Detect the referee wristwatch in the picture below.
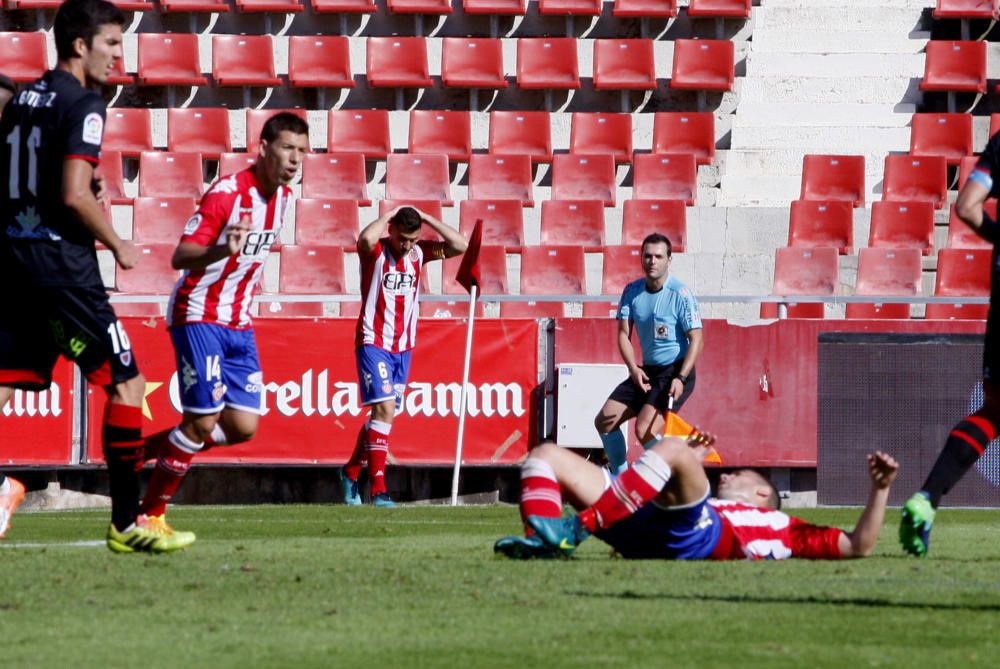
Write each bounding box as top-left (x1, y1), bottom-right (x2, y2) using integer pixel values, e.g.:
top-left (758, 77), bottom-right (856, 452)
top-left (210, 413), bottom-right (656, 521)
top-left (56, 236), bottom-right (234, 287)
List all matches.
top-left (677, 374), bottom-right (689, 385)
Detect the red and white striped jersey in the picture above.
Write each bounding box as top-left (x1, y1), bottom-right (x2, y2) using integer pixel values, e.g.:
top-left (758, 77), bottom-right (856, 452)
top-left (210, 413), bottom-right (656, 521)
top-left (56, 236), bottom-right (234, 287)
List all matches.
top-left (167, 168), bottom-right (291, 330)
top-left (709, 500), bottom-right (844, 561)
top-left (355, 239), bottom-right (439, 352)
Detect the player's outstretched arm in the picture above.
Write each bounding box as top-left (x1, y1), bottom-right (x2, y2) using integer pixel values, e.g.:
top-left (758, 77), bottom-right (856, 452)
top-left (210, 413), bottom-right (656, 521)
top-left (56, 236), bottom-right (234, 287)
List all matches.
top-left (63, 159), bottom-right (138, 269)
top-left (419, 209), bottom-right (468, 258)
top-left (358, 206), bottom-right (401, 254)
top-left (838, 451), bottom-right (900, 558)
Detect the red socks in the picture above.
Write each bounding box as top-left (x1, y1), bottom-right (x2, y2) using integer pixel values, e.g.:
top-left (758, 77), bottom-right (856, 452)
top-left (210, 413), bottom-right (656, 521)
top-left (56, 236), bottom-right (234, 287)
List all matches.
top-left (343, 424), bottom-right (367, 481)
top-left (519, 457), bottom-right (563, 533)
top-left (366, 420), bottom-right (391, 495)
top-left (579, 451), bottom-right (673, 533)
top-left (141, 428), bottom-right (201, 518)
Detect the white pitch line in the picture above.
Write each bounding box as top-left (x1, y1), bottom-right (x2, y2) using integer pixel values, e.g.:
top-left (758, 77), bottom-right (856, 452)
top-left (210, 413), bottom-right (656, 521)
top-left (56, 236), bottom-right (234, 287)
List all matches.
top-left (0, 540), bottom-right (105, 549)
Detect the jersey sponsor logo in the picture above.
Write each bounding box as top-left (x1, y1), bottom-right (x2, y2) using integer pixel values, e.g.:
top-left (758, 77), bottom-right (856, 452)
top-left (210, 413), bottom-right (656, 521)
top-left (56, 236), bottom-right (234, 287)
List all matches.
top-left (240, 230), bottom-right (277, 262)
top-left (381, 271), bottom-right (417, 295)
top-left (82, 113), bottom-right (103, 146)
top-left (183, 214), bottom-right (202, 236)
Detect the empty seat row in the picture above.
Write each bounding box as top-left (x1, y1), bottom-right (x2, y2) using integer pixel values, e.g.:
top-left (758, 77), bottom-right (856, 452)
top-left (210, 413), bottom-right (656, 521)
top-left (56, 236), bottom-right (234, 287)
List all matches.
top-left (765, 246), bottom-right (989, 320)
top-left (800, 154), bottom-right (949, 210)
top-left (105, 108), bottom-right (716, 165)
top-left (99, 150), bottom-right (699, 207)
top-left (788, 200), bottom-right (935, 257)
top-left (0, 33), bottom-right (735, 100)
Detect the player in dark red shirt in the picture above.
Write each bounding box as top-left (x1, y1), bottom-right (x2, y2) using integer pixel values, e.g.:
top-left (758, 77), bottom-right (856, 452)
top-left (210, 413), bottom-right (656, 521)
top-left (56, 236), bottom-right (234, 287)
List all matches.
top-left (496, 432), bottom-right (898, 561)
top-left (0, 0), bottom-right (191, 552)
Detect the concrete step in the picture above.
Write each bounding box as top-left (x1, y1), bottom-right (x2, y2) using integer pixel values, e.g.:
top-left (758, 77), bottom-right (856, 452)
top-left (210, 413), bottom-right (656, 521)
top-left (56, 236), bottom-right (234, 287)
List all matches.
top-left (754, 6), bottom-right (928, 31)
top-left (723, 148), bottom-right (893, 177)
top-left (735, 103), bottom-right (916, 127)
top-left (751, 30), bottom-right (928, 54)
top-left (730, 125), bottom-right (911, 152)
top-left (745, 52), bottom-right (924, 79)
top-left (739, 76), bottom-right (922, 104)
top-left (761, 0), bottom-right (931, 7)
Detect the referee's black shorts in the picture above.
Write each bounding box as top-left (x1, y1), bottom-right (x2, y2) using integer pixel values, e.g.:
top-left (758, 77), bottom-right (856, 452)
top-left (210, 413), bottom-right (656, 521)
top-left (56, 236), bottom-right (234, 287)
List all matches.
top-left (607, 362), bottom-right (695, 415)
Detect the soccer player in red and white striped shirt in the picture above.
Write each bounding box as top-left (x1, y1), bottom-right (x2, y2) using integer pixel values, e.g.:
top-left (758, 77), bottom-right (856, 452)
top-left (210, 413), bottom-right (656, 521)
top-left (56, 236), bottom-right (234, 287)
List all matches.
top-left (340, 206), bottom-right (467, 506)
top-left (496, 433), bottom-right (899, 561)
top-left (139, 113), bottom-right (309, 539)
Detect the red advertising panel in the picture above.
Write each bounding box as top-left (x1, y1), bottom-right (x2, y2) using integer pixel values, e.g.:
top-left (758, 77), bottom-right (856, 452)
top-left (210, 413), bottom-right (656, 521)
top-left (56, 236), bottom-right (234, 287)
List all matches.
top-left (0, 359), bottom-right (75, 465)
top-left (86, 317), bottom-right (538, 465)
top-left (554, 318), bottom-right (986, 467)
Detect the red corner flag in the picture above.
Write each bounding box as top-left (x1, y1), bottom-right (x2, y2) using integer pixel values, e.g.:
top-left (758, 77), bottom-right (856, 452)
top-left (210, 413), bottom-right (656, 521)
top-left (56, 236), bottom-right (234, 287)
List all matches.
top-left (455, 218), bottom-right (483, 297)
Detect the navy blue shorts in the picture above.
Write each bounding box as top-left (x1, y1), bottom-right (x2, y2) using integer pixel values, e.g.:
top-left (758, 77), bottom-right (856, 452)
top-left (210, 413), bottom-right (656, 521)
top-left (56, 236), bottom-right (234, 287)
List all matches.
top-left (596, 490), bottom-right (722, 560)
top-left (170, 323), bottom-right (262, 415)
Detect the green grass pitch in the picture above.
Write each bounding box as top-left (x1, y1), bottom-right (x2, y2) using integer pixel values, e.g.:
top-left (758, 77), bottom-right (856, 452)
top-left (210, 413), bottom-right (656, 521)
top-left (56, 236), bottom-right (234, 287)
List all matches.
top-left (2, 505), bottom-right (1000, 668)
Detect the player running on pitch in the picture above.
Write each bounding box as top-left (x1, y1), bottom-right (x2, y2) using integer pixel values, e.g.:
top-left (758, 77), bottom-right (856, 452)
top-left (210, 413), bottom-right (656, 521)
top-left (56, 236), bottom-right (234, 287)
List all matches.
top-left (495, 431), bottom-right (899, 561)
top-left (137, 113), bottom-right (309, 538)
top-left (899, 122), bottom-right (1000, 557)
top-left (339, 206), bottom-right (467, 506)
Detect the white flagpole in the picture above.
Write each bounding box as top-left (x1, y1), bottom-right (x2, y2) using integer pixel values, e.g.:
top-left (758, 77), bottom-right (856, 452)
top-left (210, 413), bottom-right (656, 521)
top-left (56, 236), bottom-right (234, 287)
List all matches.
top-left (450, 284), bottom-right (478, 506)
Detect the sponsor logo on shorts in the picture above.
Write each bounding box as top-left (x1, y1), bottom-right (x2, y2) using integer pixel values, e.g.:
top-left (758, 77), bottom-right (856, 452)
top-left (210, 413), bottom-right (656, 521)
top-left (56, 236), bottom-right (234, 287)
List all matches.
top-left (181, 357), bottom-right (198, 393)
top-left (82, 112), bottom-right (103, 146)
top-left (244, 371), bottom-right (263, 394)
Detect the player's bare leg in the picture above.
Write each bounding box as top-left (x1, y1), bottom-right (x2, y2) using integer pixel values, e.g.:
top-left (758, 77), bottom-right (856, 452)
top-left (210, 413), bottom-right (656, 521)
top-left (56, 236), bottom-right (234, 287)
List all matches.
top-left (0, 385), bottom-right (26, 539)
top-left (594, 400), bottom-right (634, 474)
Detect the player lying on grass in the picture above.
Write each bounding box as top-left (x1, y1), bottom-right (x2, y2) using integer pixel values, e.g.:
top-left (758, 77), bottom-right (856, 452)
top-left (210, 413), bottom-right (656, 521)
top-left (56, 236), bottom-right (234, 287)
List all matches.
top-left (495, 431), bottom-right (899, 560)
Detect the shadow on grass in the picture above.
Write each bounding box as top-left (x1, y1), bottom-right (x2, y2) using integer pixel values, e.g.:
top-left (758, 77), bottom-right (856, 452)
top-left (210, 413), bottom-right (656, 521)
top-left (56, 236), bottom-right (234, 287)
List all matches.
top-left (567, 590), bottom-right (1000, 611)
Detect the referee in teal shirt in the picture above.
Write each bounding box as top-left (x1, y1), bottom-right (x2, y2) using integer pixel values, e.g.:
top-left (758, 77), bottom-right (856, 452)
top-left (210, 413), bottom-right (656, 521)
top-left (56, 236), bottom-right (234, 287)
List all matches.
top-left (594, 233), bottom-right (704, 474)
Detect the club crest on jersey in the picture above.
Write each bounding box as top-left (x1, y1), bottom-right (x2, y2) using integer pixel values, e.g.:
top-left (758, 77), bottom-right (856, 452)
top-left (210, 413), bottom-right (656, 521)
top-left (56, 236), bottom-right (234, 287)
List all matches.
top-left (381, 271), bottom-right (417, 296)
top-left (82, 112), bottom-right (103, 145)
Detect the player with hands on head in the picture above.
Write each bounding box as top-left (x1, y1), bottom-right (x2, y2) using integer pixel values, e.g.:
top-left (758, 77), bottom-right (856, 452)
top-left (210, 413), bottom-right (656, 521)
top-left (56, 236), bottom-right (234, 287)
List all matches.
top-left (495, 423), bottom-right (900, 561)
top-left (340, 205), bottom-right (467, 507)
top-left (136, 113), bottom-right (309, 541)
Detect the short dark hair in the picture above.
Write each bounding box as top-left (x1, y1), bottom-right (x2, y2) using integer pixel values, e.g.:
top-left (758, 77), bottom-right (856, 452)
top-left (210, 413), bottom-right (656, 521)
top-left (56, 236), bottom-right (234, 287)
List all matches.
top-left (0, 73), bottom-right (15, 95)
top-left (641, 232), bottom-right (672, 256)
top-left (54, 0), bottom-right (125, 62)
top-left (742, 469), bottom-right (781, 510)
top-left (391, 207), bottom-right (422, 234)
top-left (260, 112), bottom-right (310, 145)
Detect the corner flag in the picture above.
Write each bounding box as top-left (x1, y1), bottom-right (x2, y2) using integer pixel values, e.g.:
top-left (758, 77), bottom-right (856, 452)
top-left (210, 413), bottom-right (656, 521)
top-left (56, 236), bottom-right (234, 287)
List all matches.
top-left (455, 219), bottom-right (482, 297)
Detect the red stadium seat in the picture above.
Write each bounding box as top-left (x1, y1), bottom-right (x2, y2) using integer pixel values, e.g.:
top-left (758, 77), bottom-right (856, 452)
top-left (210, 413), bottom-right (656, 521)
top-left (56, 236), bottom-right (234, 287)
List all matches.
top-left (408, 110), bottom-right (472, 162)
top-left (441, 245), bottom-right (509, 295)
top-left (218, 152), bottom-right (258, 178)
top-left (459, 200), bottom-right (525, 249)
top-left (516, 38), bottom-right (580, 90)
top-left (846, 248), bottom-right (922, 320)
top-left (301, 153), bottom-right (370, 204)
top-left (386, 154), bottom-right (453, 205)
top-left (670, 39), bottom-right (735, 92)
top-left (294, 199), bottom-right (360, 247)
top-left (288, 36), bottom-right (354, 90)
top-left (500, 301), bottom-right (565, 318)
top-left (592, 39), bottom-right (657, 92)
top-left (947, 200), bottom-right (995, 249)
top-left (96, 151), bottom-right (131, 205)
top-left (540, 200), bottom-right (605, 247)
top-left (926, 248), bottom-right (991, 319)
top-left (167, 108), bottom-right (232, 159)
top-left (116, 244), bottom-right (181, 294)
top-left (441, 38), bottom-right (508, 91)
top-left (787, 200), bottom-right (853, 255)
top-left (652, 112), bottom-right (715, 165)
top-left (235, 0), bottom-right (303, 10)
top-left (378, 200), bottom-right (446, 240)
top-left (551, 154), bottom-right (617, 206)
top-left (920, 40), bottom-right (987, 94)
top-left (601, 246), bottom-right (642, 294)
top-left (868, 200), bottom-right (935, 256)
top-left (687, 0), bottom-right (750, 18)
top-left (463, 0), bottom-right (526, 14)
top-left (800, 154), bottom-right (865, 207)
top-left (467, 154), bottom-right (534, 206)
top-left (909, 113), bottom-right (973, 166)
top-left (612, 0), bottom-right (677, 17)
top-left (881, 154), bottom-right (948, 209)
top-left (388, 0), bottom-right (453, 13)
top-left (327, 109), bottom-right (391, 160)
top-left (569, 113), bottom-right (633, 164)
top-left (934, 0), bottom-right (999, 19)
top-left (310, 0), bottom-right (376, 12)
top-left (0, 32), bottom-right (48, 82)
top-left (764, 246), bottom-right (839, 319)
top-left (246, 109), bottom-right (309, 154)
top-left (582, 300), bottom-right (620, 317)
top-left (622, 199), bottom-right (687, 252)
top-left (138, 152), bottom-right (204, 199)
top-left (632, 153), bottom-right (697, 205)
top-left (132, 197), bottom-right (198, 244)
top-left (366, 37), bottom-right (434, 88)
top-left (104, 108), bottom-right (153, 158)
top-left (106, 57), bottom-right (134, 86)
top-left (279, 246), bottom-right (347, 294)
top-left (489, 111), bottom-right (553, 163)
top-left (160, 0), bottom-right (229, 11)
top-left (538, 0), bottom-right (601, 14)
top-left (137, 34), bottom-right (208, 87)
top-left (212, 35), bottom-right (282, 88)
top-left (518, 245), bottom-right (586, 294)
